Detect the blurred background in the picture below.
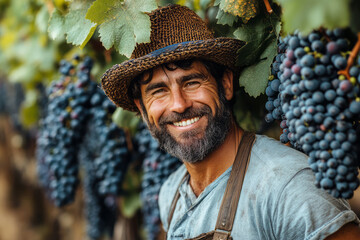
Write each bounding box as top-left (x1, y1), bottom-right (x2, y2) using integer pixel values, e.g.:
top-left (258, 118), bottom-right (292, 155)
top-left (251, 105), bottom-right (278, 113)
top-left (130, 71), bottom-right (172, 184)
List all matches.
top-left (0, 0), bottom-right (359, 240)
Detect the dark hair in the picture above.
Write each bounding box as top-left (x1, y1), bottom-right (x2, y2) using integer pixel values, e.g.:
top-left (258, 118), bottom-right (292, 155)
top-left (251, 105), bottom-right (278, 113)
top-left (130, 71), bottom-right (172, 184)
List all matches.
top-left (129, 59), bottom-right (233, 106)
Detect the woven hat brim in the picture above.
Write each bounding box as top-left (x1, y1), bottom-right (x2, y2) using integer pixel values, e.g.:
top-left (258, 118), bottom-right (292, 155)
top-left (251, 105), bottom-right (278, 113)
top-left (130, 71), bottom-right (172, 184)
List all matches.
top-left (101, 37), bottom-right (246, 112)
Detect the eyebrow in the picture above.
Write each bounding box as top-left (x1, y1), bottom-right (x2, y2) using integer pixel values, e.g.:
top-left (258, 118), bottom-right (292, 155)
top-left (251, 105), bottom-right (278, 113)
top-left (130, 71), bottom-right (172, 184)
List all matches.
top-left (179, 72), bottom-right (208, 84)
top-left (144, 72), bottom-right (207, 94)
top-left (145, 82), bottom-right (168, 94)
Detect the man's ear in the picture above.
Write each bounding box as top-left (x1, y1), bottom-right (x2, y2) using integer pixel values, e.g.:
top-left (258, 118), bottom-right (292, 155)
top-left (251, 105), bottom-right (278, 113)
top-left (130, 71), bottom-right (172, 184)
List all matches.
top-left (222, 69), bottom-right (234, 101)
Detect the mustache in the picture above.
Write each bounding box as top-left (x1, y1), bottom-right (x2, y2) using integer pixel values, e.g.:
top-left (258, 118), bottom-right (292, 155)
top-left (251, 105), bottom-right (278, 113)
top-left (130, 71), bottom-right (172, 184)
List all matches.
top-left (158, 106), bottom-right (211, 125)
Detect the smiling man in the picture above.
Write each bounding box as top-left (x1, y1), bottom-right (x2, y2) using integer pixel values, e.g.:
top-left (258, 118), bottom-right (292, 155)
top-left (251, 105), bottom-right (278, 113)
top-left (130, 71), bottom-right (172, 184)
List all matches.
top-left (101, 4), bottom-right (360, 240)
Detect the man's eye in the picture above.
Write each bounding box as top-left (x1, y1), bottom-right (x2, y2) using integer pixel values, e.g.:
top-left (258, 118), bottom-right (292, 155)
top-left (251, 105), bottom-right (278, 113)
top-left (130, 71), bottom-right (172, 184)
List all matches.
top-left (185, 81), bottom-right (200, 88)
top-left (152, 89), bottom-right (165, 96)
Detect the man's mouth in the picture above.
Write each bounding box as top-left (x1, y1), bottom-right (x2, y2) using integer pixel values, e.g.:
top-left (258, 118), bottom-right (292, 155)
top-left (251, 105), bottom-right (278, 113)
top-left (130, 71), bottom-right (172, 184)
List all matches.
top-left (172, 117), bottom-right (200, 127)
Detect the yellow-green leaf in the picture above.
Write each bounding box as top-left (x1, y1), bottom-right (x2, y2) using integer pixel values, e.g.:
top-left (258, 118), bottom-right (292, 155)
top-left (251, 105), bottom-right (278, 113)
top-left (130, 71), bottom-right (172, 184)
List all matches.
top-left (276, 0), bottom-right (350, 34)
top-left (217, 0), bottom-right (259, 23)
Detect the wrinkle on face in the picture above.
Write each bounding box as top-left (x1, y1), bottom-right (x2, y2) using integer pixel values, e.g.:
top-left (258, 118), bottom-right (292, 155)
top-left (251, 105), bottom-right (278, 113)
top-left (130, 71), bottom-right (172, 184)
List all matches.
top-left (140, 61), bottom-right (222, 129)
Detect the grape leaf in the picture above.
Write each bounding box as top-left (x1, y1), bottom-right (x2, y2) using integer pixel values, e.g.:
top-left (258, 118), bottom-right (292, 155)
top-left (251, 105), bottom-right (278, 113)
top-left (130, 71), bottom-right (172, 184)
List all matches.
top-left (9, 64), bottom-right (36, 83)
top-left (35, 5), bottom-right (50, 33)
top-left (276, 0), bottom-right (350, 34)
top-left (215, 0), bottom-right (258, 23)
top-left (216, 8), bottom-right (238, 26)
top-left (48, 1), bottom-right (97, 48)
top-left (64, 1), bottom-right (97, 48)
top-left (48, 9), bottom-right (66, 40)
top-left (238, 37), bottom-right (277, 97)
top-left (234, 12), bottom-right (280, 66)
top-left (86, 0), bottom-right (157, 57)
top-left (214, 0), bottom-right (237, 26)
top-left (112, 108), bottom-right (141, 136)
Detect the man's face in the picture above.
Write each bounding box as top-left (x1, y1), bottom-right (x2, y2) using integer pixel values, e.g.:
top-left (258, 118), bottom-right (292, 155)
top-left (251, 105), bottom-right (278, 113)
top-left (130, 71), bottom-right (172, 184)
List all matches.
top-left (134, 61), bottom-right (234, 163)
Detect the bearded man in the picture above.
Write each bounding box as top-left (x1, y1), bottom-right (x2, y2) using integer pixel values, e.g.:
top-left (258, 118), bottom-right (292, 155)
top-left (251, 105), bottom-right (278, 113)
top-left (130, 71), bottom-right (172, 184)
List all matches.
top-left (101, 4), bottom-right (360, 240)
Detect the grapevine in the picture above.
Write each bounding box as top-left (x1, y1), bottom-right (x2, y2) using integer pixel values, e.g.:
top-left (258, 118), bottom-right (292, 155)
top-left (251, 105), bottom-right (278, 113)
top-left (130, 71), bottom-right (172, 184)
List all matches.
top-left (265, 29), bottom-right (360, 199)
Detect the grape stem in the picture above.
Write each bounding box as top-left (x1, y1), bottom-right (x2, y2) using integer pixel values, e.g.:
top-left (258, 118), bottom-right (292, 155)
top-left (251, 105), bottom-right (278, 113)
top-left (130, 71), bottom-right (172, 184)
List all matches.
top-left (263, 0), bottom-right (273, 14)
top-left (338, 33), bottom-right (360, 80)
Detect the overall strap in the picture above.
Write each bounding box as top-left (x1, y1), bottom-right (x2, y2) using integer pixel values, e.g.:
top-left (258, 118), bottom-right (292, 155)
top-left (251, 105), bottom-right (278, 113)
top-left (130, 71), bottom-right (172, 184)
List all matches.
top-left (167, 173), bottom-right (187, 226)
top-left (214, 131), bottom-right (255, 236)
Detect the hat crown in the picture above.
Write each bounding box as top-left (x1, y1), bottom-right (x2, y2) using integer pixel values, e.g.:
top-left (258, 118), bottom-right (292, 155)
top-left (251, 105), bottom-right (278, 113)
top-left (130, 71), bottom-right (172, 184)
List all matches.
top-left (131, 5), bottom-right (214, 59)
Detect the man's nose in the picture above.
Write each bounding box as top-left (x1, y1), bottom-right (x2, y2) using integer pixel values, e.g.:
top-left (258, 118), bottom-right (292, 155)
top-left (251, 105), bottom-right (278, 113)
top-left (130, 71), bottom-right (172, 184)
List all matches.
top-left (169, 89), bottom-right (192, 113)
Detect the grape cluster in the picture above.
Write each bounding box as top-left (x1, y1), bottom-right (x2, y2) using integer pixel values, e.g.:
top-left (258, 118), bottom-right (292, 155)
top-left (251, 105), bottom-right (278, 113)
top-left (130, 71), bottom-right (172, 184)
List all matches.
top-left (37, 56), bottom-right (130, 239)
top-left (265, 29), bottom-right (360, 199)
top-left (37, 57), bottom-right (91, 206)
top-left (134, 122), bottom-right (181, 240)
top-left (79, 125), bottom-right (117, 240)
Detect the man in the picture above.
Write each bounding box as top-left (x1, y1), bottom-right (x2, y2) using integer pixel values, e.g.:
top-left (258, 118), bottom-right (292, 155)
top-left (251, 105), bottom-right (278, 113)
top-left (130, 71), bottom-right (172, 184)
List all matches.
top-left (101, 4), bottom-right (360, 240)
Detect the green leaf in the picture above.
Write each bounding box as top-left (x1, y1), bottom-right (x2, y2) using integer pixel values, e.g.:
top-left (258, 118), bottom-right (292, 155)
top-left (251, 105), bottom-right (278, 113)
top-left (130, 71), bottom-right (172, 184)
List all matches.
top-left (214, 0), bottom-right (237, 26)
top-left (9, 64), bottom-right (36, 83)
top-left (48, 1), bottom-right (97, 47)
top-left (120, 193), bottom-right (142, 218)
top-left (276, 0), bottom-right (350, 34)
top-left (20, 89), bottom-right (40, 128)
top-left (48, 9), bottom-right (66, 40)
top-left (238, 37), bottom-right (277, 97)
top-left (215, 8), bottom-right (238, 26)
top-left (233, 13), bottom-right (280, 67)
top-left (112, 108), bottom-right (141, 136)
top-left (200, 0), bottom-right (212, 9)
top-left (35, 5), bottom-right (50, 33)
top-left (86, 0), bottom-right (157, 57)
top-left (64, 1), bottom-right (97, 46)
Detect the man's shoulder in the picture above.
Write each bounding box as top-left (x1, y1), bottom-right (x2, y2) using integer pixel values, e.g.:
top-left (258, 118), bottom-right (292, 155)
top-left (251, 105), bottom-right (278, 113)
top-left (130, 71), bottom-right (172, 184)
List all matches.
top-left (251, 134), bottom-right (309, 171)
top-left (244, 134), bottom-right (312, 201)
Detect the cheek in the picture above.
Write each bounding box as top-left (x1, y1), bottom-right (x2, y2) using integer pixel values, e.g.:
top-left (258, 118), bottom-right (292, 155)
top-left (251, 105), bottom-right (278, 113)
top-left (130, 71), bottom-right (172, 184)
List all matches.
top-left (192, 87), bottom-right (220, 115)
top-left (145, 99), bottom-right (167, 127)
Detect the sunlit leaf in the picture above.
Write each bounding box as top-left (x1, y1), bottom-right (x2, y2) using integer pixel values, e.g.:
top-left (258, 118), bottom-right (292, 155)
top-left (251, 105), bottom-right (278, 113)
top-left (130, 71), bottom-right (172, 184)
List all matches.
top-left (86, 0), bottom-right (157, 57)
top-left (9, 64), bottom-right (36, 83)
top-left (35, 5), bottom-right (50, 33)
top-left (216, 0), bottom-right (258, 23)
top-left (64, 1), bottom-right (97, 46)
top-left (48, 9), bottom-right (66, 40)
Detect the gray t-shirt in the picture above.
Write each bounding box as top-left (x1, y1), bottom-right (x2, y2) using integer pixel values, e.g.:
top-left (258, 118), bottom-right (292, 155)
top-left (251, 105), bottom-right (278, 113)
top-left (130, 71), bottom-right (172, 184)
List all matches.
top-left (159, 134), bottom-right (360, 240)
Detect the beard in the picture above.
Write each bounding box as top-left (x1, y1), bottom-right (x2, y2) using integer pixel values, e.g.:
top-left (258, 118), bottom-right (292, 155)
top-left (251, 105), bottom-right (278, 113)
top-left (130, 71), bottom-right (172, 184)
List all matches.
top-left (141, 98), bottom-right (233, 164)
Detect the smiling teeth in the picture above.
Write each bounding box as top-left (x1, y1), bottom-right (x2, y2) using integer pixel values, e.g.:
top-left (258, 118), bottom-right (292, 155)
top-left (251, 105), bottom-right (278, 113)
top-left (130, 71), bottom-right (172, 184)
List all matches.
top-left (173, 117), bottom-right (200, 127)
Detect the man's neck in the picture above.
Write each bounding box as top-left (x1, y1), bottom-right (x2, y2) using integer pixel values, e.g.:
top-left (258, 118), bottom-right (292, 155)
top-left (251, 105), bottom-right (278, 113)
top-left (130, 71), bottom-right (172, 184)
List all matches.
top-left (183, 123), bottom-right (244, 197)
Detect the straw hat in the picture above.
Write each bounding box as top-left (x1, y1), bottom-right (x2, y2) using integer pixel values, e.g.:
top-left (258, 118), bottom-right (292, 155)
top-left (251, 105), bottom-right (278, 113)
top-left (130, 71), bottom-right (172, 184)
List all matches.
top-left (101, 4), bottom-right (245, 112)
